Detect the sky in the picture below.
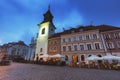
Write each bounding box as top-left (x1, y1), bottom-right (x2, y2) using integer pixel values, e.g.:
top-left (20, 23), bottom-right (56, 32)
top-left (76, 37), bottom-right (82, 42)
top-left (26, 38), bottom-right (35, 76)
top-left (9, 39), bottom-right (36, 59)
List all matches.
top-left (0, 0), bottom-right (120, 45)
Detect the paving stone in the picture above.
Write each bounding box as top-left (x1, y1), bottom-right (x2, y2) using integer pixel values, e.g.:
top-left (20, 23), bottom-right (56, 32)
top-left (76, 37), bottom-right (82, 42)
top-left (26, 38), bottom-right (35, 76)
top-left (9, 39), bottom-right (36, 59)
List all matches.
top-left (0, 63), bottom-right (120, 80)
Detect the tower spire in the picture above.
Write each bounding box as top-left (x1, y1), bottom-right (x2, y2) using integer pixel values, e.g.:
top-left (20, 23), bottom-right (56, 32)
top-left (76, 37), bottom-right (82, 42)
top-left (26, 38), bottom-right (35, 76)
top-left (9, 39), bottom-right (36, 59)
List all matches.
top-left (41, 4), bottom-right (53, 23)
top-left (48, 4), bottom-right (50, 10)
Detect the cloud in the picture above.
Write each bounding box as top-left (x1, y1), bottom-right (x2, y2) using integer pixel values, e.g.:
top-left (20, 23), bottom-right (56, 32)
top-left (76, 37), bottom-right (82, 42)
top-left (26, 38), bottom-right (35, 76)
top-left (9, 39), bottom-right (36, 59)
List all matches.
top-left (0, 0), bottom-right (120, 45)
top-left (54, 10), bottom-right (83, 32)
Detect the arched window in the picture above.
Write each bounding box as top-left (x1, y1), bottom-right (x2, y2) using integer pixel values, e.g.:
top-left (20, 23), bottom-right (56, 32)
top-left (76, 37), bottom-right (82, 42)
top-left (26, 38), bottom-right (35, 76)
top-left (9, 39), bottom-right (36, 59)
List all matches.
top-left (81, 55), bottom-right (85, 61)
top-left (72, 55), bottom-right (78, 62)
top-left (41, 28), bottom-right (45, 34)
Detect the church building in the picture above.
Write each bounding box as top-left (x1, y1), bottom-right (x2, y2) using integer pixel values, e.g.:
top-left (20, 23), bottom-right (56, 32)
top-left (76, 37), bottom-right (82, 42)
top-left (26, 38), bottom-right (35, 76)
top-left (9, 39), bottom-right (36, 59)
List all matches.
top-left (34, 6), bottom-right (56, 60)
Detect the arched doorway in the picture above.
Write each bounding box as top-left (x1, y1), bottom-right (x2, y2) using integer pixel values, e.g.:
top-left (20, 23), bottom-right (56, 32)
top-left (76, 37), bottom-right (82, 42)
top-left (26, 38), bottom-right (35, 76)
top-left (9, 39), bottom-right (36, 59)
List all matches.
top-left (72, 55), bottom-right (78, 62)
top-left (81, 55), bottom-right (85, 61)
top-left (65, 55), bottom-right (68, 61)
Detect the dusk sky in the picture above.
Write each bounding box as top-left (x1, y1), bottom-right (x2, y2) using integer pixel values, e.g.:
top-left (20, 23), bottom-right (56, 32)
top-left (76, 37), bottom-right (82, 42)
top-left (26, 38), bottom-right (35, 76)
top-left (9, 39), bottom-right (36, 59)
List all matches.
top-left (0, 0), bottom-right (120, 45)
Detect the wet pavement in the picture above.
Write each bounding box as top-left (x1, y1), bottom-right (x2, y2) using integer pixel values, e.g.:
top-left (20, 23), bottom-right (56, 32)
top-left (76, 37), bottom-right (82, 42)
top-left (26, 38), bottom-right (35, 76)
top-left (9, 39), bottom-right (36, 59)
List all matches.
top-left (0, 62), bottom-right (120, 80)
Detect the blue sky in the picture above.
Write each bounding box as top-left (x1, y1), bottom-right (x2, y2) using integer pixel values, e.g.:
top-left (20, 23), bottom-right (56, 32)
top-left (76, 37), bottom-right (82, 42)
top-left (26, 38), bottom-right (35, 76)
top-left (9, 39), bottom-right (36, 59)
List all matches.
top-left (0, 0), bottom-right (120, 45)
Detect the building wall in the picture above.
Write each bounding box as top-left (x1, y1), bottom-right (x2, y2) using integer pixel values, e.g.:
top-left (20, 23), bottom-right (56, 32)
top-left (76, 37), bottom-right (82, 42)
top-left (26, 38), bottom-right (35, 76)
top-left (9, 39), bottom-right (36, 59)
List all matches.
top-left (25, 37), bottom-right (36, 61)
top-left (101, 30), bottom-right (120, 56)
top-left (61, 29), bottom-right (105, 62)
top-left (7, 45), bottom-right (28, 59)
top-left (0, 41), bottom-right (29, 60)
top-left (48, 37), bottom-right (61, 55)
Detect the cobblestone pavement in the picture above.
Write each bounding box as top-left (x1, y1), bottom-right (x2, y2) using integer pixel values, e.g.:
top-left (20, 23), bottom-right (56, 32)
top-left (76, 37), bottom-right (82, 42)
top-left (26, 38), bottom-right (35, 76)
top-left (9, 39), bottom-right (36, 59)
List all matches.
top-left (0, 62), bottom-right (120, 80)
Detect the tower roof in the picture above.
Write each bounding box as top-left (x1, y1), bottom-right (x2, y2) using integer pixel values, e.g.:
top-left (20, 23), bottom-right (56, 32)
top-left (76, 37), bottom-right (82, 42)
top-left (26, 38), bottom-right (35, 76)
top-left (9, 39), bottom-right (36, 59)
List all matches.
top-left (42, 5), bottom-right (53, 23)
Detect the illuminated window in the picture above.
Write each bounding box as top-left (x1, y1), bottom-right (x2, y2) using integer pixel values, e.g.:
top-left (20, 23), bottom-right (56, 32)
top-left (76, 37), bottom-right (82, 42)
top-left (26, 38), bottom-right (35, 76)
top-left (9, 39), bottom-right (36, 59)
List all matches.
top-left (41, 28), bottom-right (45, 34)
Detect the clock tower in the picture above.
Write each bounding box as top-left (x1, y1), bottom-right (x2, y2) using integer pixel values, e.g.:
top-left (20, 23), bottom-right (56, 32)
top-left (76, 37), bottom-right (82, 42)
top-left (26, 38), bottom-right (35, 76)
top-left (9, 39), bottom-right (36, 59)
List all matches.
top-left (34, 6), bottom-right (56, 60)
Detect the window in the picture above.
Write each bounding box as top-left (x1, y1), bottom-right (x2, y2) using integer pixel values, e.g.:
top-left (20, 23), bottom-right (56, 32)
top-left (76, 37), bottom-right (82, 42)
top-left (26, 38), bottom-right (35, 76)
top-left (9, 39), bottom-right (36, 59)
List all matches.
top-left (68, 38), bottom-right (71, 42)
top-left (79, 36), bottom-right (83, 41)
top-left (86, 35), bottom-right (90, 40)
top-left (73, 37), bottom-right (76, 41)
top-left (68, 46), bottom-right (71, 51)
top-left (80, 45), bottom-right (84, 50)
top-left (95, 43), bottom-right (100, 49)
top-left (80, 29), bottom-right (84, 32)
top-left (71, 30), bottom-right (75, 33)
top-left (74, 45), bottom-right (78, 51)
top-left (65, 55), bottom-right (68, 61)
top-left (63, 46), bottom-right (66, 51)
top-left (54, 41), bottom-right (57, 44)
top-left (93, 34), bottom-right (97, 39)
top-left (40, 48), bottom-right (42, 52)
top-left (62, 38), bottom-right (65, 43)
top-left (50, 41), bottom-right (53, 45)
top-left (41, 28), bottom-right (45, 34)
top-left (114, 33), bottom-right (119, 39)
top-left (51, 28), bottom-right (54, 31)
top-left (107, 42), bottom-right (114, 49)
top-left (54, 47), bottom-right (56, 51)
top-left (117, 42), bottom-right (120, 48)
top-left (104, 34), bottom-right (110, 39)
top-left (81, 55), bottom-right (85, 61)
top-left (87, 44), bottom-right (92, 50)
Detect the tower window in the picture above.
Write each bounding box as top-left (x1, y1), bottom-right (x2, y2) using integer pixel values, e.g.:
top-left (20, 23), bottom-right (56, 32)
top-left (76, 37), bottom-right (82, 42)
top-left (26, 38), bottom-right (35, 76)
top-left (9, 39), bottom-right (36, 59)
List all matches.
top-left (41, 28), bottom-right (45, 34)
top-left (40, 48), bottom-right (42, 52)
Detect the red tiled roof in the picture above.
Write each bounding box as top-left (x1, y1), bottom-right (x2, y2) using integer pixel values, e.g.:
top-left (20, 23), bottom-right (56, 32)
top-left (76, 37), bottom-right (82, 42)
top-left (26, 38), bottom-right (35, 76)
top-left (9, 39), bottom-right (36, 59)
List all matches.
top-left (49, 24), bottom-right (120, 38)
